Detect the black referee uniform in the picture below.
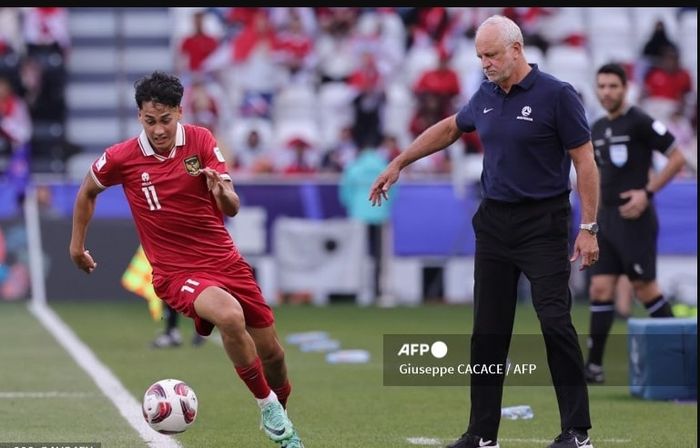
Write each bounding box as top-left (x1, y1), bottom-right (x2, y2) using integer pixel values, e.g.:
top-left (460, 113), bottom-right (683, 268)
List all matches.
top-left (455, 64), bottom-right (591, 440)
top-left (590, 106), bottom-right (676, 281)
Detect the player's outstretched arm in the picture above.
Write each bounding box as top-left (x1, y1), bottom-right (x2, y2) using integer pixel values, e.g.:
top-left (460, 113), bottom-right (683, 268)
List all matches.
top-left (69, 172), bottom-right (103, 274)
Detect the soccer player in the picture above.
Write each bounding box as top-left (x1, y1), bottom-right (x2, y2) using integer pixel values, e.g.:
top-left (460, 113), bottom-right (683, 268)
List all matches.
top-left (584, 63), bottom-right (686, 383)
top-left (69, 71), bottom-right (304, 448)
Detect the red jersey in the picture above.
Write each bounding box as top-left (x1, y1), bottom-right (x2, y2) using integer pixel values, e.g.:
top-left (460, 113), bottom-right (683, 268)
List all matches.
top-left (91, 123), bottom-right (240, 275)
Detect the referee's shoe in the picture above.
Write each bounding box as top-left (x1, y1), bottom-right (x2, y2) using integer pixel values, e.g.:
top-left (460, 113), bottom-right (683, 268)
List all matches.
top-left (445, 433), bottom-right (499, 447)
top-left (547, 428), bottom-right (594, 448)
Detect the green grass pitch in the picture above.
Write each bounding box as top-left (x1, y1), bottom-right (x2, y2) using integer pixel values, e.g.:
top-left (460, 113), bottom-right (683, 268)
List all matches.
top-left (0, 300), bottom-right (696, 447)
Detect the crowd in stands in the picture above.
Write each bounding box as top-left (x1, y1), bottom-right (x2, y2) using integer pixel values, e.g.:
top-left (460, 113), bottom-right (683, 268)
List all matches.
top-left (1, 7), bottom-right (697, 184)
top-left (172, 7), bottom-right (697, 179)
top-left (1, 7), bottom-right (70, 199)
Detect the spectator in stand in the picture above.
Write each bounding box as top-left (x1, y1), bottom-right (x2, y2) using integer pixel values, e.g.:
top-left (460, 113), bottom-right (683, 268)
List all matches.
top-left (177, 10), bottom-right (221, 81)
top-left (640, 21), bottom-right (676, 69)
top-left (21, 7), bottom-right (69, 124)
top-left (413, 47), bottom-right (461, 123)
top-left (640, 44), bottom-right (693, 124)
top-left (232, 123), bottom-right (276, 174)
top-left (320, 125), bottom-right (358, 173)
top-left (270, 9), bottom-right (316, 85)
top-left (280, 136), bottom-right (318, 175)
top-left (315, 7), bottom-right (360, 84)
top-left (402, 7), bottom-right (452, 50)
top-left (377, 134), bottom-right (402, 163)
top-left (0, 8), bottom-right (23, 90)
top-left (181, 77), bottom-right (233, 165)
top-left (407, 50), bottom-right (461, 175)
top-left (665, 109), bottom-right (697, 177)
top-left (21, 7), bottom-right (70, 60)
top-left (229, 9), bottom-right (282, 119)
top-left (348, 50), bottom-right (386, 150)
top-left (339, 144), bottom-right (394, 302)
top-left (0, 76), bottom-right (31, 204)
top-left (182, 78), bottom-right (220, 132)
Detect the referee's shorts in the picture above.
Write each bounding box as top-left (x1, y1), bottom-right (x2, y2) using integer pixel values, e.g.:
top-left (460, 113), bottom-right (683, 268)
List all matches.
top-left (590, 203), bottom-right (658, 281)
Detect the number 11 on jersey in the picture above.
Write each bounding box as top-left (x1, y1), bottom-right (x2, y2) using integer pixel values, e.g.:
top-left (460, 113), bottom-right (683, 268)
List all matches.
top-left (142, 185), bottom-right (162, 210)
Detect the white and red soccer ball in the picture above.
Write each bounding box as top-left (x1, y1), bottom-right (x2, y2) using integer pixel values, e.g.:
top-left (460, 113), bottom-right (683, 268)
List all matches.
top-left (142, 378), bottom-right (198, 434)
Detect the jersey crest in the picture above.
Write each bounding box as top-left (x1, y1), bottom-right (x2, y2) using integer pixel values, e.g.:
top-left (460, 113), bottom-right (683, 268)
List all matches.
top-left (184, 155), bottom-right (202, 175)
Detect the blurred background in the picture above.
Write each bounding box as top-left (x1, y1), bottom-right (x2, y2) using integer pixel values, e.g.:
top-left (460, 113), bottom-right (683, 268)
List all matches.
top-left (0, 6), bottom-right (697, 310)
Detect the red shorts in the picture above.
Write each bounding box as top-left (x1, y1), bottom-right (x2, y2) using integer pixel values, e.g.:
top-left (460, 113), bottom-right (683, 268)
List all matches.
top-left (152, 257), bottom-right (274, 336)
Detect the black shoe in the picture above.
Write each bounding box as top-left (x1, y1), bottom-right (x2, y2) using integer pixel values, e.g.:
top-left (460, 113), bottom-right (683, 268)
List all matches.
top-left (445, 432), bottom-right (499, 448)
top-left (191, 333), bottom-right (206, 347)
top-left (151, 329), bottom-right (182, 349)
top-left (547, 429), bottom-right (593, 448)
top-left (584, 363), bottom-right (604, 384)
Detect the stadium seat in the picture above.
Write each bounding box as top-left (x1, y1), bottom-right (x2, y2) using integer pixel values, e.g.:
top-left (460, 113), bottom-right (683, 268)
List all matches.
top-left (66, 152), bottom-right (99, 181)
top-left (539, 7), bottom-right (586, 44)
top-left (451, 37), bottom-right (486, 98)
top-left (678, 9), bottom-right (698, 87)
top-left (586, 8), bottom-right (637, 67)
top-left (545, 45), bottom-right (592, 89)
top-left (523, 45), bottom-right (546, 72)
top-left (272, 84), bottom-right (318, 123)
top-left (402, 44), bottom-right (439, 88)
top-left (382, 81), bottom-right (414, 147)
top-left (317, 82), bottom-right (355, 146)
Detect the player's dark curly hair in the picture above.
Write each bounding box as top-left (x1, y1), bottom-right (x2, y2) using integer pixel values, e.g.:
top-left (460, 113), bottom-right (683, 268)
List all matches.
top-left (134, 71), bottom-right (184, 109)
top-left (597, 63), bottom-right (627, 86)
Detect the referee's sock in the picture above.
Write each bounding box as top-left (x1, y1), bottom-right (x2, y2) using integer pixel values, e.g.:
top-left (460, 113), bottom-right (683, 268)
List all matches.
top-left (587, 300), bottom-right (616, 366)
top-left (644, 294), bottom-right (674, 317)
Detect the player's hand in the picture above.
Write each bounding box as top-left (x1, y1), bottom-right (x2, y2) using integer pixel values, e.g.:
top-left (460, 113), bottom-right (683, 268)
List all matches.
top-left (70, 248), bottom-right (97, 274)
top-left (618, 189), bottom-right (648, 219)
top-left (369, 163), bottom-right (400, 206)
top-left (570, 232), bottom-right (599, 271)
top-left (199, 167), bottom-right (226, 194)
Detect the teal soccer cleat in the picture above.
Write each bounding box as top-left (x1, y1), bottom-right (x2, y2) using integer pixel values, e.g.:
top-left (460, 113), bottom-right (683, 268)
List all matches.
top-left (260, 399), bottom-right (294, 442)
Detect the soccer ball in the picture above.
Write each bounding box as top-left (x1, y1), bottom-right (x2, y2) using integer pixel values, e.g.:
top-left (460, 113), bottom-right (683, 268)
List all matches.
top-left (142, 378), bottom-right (198, 434)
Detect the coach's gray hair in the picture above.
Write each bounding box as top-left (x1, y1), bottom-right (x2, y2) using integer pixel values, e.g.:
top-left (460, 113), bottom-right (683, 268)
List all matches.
top-left (476, 15), bottom-right (524, 47)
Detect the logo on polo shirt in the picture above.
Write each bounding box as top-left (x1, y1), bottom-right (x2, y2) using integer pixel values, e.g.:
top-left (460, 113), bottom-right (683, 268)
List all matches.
top-left (517, 105), bottom-right (533, 122)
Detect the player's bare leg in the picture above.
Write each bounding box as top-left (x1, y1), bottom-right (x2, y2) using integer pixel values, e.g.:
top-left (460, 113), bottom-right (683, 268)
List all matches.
top-left (249, 325), bottom-right (305, 447)
top-left (248, 326), bottom-right (288, 399)
top-left (194, 287), bottom-right (293, 442)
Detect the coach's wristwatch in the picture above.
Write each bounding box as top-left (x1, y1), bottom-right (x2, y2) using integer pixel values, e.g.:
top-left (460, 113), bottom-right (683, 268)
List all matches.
top-left (579, 222), bottom-right (599, 235)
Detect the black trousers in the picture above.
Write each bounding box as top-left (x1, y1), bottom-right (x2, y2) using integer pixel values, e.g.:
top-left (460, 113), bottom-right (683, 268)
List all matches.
top-left (467, 193), bottom-right (591, 439)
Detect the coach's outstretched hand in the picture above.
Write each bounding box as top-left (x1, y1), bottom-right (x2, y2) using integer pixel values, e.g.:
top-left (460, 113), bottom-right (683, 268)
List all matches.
top-left (369, 162), bottom-right (401, 206)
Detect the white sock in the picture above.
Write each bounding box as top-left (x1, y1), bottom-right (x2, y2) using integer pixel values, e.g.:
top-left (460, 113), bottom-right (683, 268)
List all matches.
top-left (256, 390), bottom-right (278, 408)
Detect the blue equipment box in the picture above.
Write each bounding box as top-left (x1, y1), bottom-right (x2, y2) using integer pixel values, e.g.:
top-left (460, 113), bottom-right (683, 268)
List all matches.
top-left (628, 317), bottom-right (697, 400)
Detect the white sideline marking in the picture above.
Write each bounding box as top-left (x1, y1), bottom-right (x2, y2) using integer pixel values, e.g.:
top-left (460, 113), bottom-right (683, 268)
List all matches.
top-left (29, 303), bottom-right (182, 448)
top-left (0, 391), bottom-right (94, 398)
top-left (407, 437), bottom-right (442, 445)
top-left (407, 437), bottom-right (632, 445)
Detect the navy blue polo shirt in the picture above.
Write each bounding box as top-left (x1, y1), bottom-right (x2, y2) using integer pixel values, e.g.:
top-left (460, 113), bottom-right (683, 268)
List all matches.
top-left (456, 64), bottom-right (590, 202)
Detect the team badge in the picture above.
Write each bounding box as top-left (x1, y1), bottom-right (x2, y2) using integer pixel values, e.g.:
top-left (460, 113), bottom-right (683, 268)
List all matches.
top-left (184, 155), bottom-right (202, 176)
